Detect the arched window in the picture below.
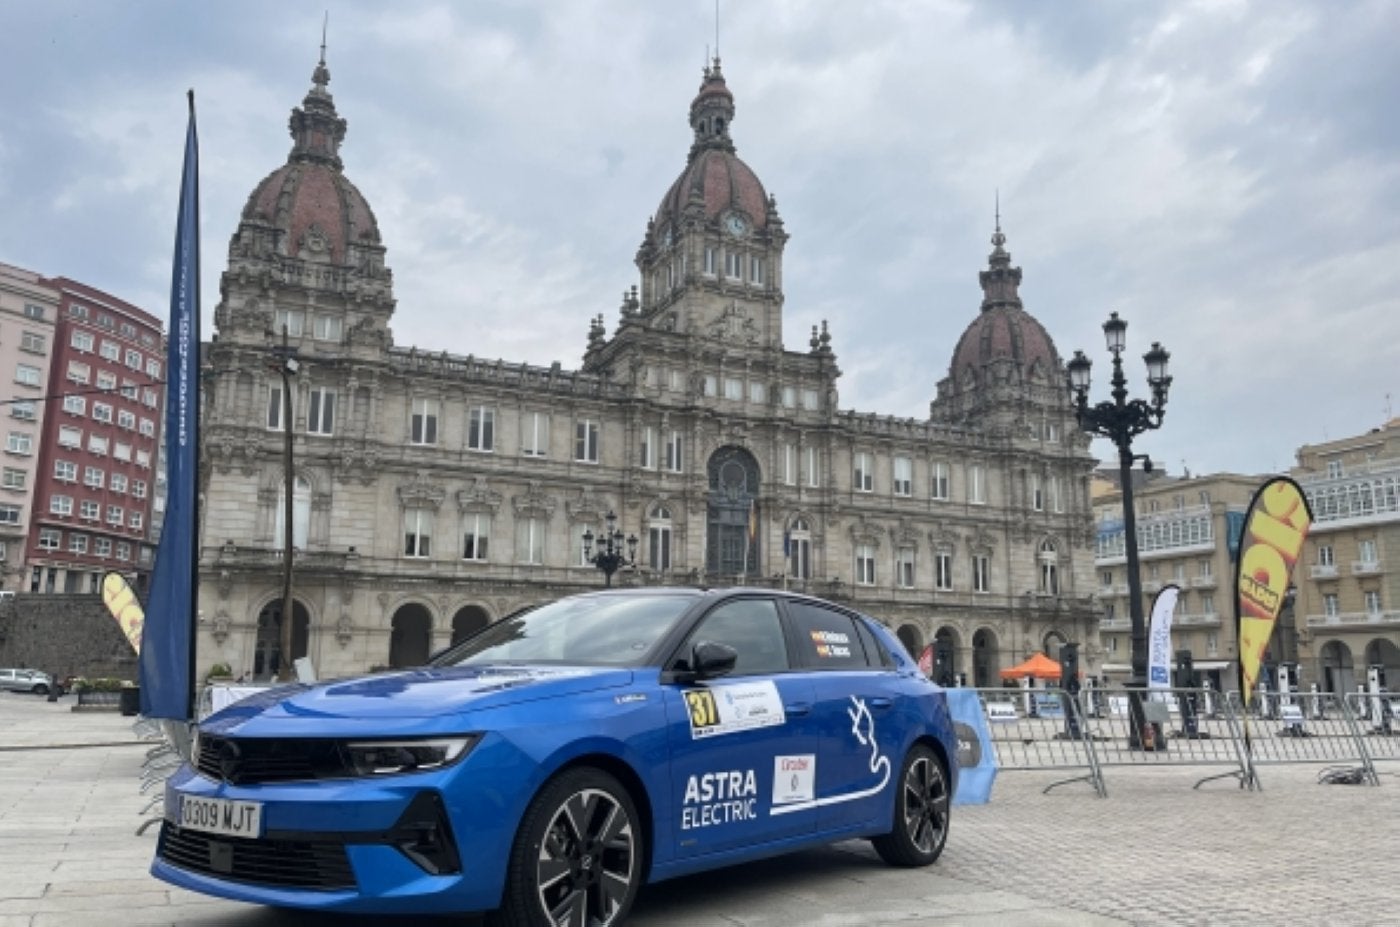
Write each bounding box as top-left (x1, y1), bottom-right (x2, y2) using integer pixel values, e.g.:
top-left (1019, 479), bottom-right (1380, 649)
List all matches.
top-left (274, 476), bottom-right (311, 550)
top-left (706, 446), bottom-right (760, 576)
top-left (648, 503), bottom-right (673, 571)
top-left (1039, 539), bottom-right (1059, 594)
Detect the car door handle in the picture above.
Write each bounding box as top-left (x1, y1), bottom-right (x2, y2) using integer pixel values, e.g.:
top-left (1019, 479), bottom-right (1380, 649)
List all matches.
top-left (785, 701), bottom-right (812, 716)
top-left (868, 697), bottom-right (893, 710)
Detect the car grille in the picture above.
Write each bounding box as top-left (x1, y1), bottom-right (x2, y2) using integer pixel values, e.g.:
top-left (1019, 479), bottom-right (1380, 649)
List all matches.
top-left (195, 735), bottom-right (347, 784)
top-left (158, 824), bottom-right (356, 890)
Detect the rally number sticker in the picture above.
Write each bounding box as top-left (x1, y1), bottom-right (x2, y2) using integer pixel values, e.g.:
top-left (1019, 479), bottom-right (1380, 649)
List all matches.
top-left (683, 681), bottom-right (785, 739)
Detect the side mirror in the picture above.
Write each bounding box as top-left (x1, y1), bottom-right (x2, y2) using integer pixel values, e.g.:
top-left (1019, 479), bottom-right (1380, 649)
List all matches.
top-left (692, 641), bottom-right (738, 680)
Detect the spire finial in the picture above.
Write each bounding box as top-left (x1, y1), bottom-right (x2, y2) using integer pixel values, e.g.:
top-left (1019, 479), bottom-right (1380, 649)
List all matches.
top-left (320, 11), bottom-right (328, 66)
top-left (715, 0), bottom-right (721, 62)
top-left (991, 190), bottom-right (1006, 252)
top-left (995, 189), bottom-right (1001, 234)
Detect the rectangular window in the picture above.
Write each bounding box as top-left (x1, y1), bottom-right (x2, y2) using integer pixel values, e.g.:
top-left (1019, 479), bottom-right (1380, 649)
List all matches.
top-left (749, 381), bottom-right (766, 403)
top-left (135, 449), bottom-right (150, 468)
top-left (113, 441), bottom-right (131, 462)
top-left (63, 395), bottom-right (86, 415)
top-left (2, 467), bottom-right (26, 489)
top-left (129, 511), bottom-right (143, 530)
top-left (115, 542), bottom-right (131, 561)
top-left (0, 504), bottom-right (18, 524)
top-left (117, 410), bottom-right (136, 430)
top-left (1050, 475), bottom-right (1064, 513)
top-left (802, 388), bottom-right (820, 411)
top-left (87, 433), bottom-right (108, 455)
top-left (83, 466), bottom-right (104, 489)
top-left (110, 473), bottom-right (127, 493)
top-left (648, 524), bottom-right (672, 571)
top-left (307, 389), bottom-right (335, 435)
top-left (855, 544), bottom-right (876, 586)
top-left (724, 377), bottom-right (743, 401)
top-left (703, 375), bottom-right (717, 397)
top-left (1365, 590), bottom-right (1381, 615)
top-left (274, 309), bottom-right (304, 337)
top-left (665, 430), bottom-right (684, 472)
top-left (15, 364), bottom-right (41, 387)
top-left (749, 257), bottom-right (765, 284)
top-left (805, 447), bottom-right (820, 488)
top-left (521, 412), bottom-right (550, 458)
top-left (854, 452), bottom-right (874, 492)
top-left (969, 464), bottom-right (987, 504)
top-left (24, 303), bottom-right (46, 320)
top-left (1323, 593), bottom-right (1339, 617)
top-left (95, 537), bottom-right (112, 557)
top-left (703, 246), bottom-right (717, 276)
top-left (1032, 473), bottom-right (1044, 511)
top-left (1201, 594), bottom-right (1215, 615)
top-left (100, 341), bottom-right (120, 361)
top-left (468, 406), bottom-right (495, 451)
top-left (893, 456), bottom-right (913, 497)
top-left (516, 517), bottom-right (545, 565)
top-left (80, 500), bottom-right (99, 521)
top-left (313, 315), bottom-right (343, 341)
top-left (10, 401), bottom-right (36, 422)
top-left (96, 371), bottom-right (116, 390)
top-left (124, 349), bottom-right (142, 370)
top-left (50, 495), bottom-right (73, 516)
top-left (91, 403), bottom-right (113, 423)
top-left (896, 547), bottom-right (915, 588)
top-left (138, 418), bottom-right (154, 437)
top-left (403, 510), bottom-right (432, 558)
top-left (639, 426), bottom-right (655, 469)
top-left (20, 331), bottom-right (46, 354)
top-left (724, 250), bottom-right (742, 278)
top-left (782, 386), bottom-right (797, 408)
top-left (71, 331), bottom-right (94, 353)
top-left (58, 426), bottom-right (81, 448)
top-left (575, 420), bottom-right (599, 463)
top-left (932, 461), bottom-right (950, 500)
top-left (788, 533), bottom-right (811, 580)
top-left (145, 358), bottom-right (161, 379)
top-left (462, 513), bottom-right (490, 562)
top-left (1359, 539), bottom-right (1378, 564)
top-left (107, 505), bottom-right (124, 525)
top-left (411, 399), bottom-right (438, 445)
top-left (67, 361), bottom-right (91, 384)
top-left (38, 529), bottom-right (61, 551)
top-left (935, 552), bottom-right (953, 591)
top-left (7, 432), bottom-right (33, 455)
top-left (782, 444), bottom-right (797, 486)
top-left (132, 480), bottom-right (146, 499)
top-left (266, 384), bottom-right (284, 430)
top-left (143, 388), bottom-right (158, 408)
top-left (120, 322), bottom-right (136, 338)
top-left (1318, 545), bottom-right (1334, 566)
top-left (973, 554), bottom-right (990, 593)
top-left (69, 534), bottom-right (88, 554)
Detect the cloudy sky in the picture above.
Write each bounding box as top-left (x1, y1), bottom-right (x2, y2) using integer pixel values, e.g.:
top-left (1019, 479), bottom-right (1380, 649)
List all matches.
top-left (2, 0), bottom-right (1396, 477)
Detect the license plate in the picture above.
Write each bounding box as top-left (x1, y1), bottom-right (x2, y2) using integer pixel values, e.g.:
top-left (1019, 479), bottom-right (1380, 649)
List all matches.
top-left (179, 796), bottom-right (263, 838)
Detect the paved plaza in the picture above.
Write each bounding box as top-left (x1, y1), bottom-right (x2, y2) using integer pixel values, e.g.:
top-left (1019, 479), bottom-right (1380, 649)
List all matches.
top-left (0, 693), bottom-right (1395, 926)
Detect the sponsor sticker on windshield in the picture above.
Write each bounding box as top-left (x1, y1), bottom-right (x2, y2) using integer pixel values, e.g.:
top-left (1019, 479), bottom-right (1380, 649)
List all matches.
top-left (683, 681), bottom-right (785, 739)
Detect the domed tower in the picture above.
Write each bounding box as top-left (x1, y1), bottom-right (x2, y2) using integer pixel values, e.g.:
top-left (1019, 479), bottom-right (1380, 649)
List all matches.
top-left (628, 57), bottom-right (788, 349)
top-left (213, 51), bottom-right (395, 353)
top-left (931, 223), bottom-right (1068, 433)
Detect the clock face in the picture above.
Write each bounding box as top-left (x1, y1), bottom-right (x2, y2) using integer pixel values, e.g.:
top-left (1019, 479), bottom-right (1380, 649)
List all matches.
top-left (725, 214), bottom-right (748, 236)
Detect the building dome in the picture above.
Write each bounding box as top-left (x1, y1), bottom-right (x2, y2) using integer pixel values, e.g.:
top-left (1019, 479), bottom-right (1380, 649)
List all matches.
top-left (653, 58), bottom-right (770, 234)
top-left (236, 54), bottom-right (383, 268)
top-left (948, 226), bottom-right (1060, 388)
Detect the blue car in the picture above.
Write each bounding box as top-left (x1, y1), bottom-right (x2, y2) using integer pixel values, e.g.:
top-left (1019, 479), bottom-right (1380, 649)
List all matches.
top-left (153, 588), bottom-right (957, 925)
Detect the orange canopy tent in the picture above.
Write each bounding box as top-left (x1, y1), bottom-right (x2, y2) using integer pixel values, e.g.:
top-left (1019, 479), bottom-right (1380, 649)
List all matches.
top-left (999, 652), bottom-right (1064, 681)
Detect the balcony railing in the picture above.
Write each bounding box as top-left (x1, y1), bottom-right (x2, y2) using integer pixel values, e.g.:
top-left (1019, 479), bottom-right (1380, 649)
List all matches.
top-left (1309, 564), bottom-right (1339, 579)
top-left (1305, 611), bottom-right (1400, 628)
top-left (1175, 612), bottom-right (1222, 627)
top-left (1190, 575), bottom-right (1217, 589)
top-left (1352, 561), bottom-right (1382, 576)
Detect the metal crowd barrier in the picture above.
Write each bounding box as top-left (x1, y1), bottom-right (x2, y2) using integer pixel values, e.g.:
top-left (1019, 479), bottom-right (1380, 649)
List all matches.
top-left (1344, 691), bottom-right (1400, 771)
top-left (1225, 691), bottom-right (1378, 786)
top-left (969, 687), bottom-right (1104, 796)
top-left (132, 717), bottom-right (192, 836)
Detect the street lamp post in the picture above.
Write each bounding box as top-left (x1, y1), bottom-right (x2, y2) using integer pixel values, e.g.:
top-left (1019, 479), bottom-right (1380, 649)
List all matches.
top-left (582, 511), bottom-right (638, 587)
top-left (271, 328), bottom-right (300, 682)
top-left (1067, 312), bottom-right (1172, 748)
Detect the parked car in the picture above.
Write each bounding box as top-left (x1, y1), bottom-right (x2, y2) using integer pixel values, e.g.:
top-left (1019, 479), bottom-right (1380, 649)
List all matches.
top-left (153, 587), bottom-right (958, 925)
top-left (0, 668), bottom-right (56, 695)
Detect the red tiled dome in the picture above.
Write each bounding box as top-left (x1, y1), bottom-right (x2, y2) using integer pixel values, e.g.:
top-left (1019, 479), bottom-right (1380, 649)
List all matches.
top-left (241, 162), bottom-right (380, 266)
top-left (948, 228), bottom-right (1061, 387)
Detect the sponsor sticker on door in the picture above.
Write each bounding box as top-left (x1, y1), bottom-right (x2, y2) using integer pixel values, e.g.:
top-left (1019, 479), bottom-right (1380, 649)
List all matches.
top-left (683, 681), bottom-right (786, 739)
top-left (772, 754), bottom-right (815, 805)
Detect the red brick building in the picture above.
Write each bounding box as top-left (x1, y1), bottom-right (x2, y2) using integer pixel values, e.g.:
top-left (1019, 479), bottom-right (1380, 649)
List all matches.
top-left (27, 278), bottom-right (164, 593)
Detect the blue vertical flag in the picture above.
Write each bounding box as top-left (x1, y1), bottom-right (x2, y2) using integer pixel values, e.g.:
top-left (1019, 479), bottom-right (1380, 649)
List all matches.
top-left (139, 92), bottom-right (201, 720)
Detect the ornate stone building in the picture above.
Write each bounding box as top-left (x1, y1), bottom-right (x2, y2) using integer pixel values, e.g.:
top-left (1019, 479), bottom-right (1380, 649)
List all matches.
top-left (198, 55), bottom-right (1102, 683)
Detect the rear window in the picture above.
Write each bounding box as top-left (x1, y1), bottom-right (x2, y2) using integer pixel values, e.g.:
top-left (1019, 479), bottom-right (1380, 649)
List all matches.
top-left (786, 601), bottom-right (872, 670)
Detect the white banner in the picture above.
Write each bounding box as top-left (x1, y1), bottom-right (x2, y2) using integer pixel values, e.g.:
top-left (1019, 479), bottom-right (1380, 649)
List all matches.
top-left (1147, 585), bottom-right (1181, 690)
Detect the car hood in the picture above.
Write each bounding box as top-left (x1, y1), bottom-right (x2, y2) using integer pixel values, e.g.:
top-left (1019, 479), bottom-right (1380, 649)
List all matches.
top-left (202, 665), bottom-right (636, 734)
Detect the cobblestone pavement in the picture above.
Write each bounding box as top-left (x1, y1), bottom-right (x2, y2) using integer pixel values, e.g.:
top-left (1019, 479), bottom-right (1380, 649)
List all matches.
top-left (1, 694), bottom-right (1396, 926)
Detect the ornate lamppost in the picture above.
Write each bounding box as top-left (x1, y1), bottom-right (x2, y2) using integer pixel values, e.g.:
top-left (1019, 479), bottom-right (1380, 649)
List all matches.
top-left (1066, 312), bottom-right (1171, 746)
top-left (270, 329), bottom-right (300, 682)
top-left (582, 511), bottom-right (638, 587)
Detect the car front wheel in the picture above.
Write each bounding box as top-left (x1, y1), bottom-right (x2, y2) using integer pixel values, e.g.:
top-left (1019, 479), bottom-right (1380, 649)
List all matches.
top-left (491, 767), bottom-right (643, 927)
top-left (870, 743), bottom-right (949, 867)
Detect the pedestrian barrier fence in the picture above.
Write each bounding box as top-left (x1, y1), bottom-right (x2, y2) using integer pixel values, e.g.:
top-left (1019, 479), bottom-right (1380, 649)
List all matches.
top-left (966, 685), bottom-right (1388, 797)
top-left (132, 717), bottom-right (192, 836)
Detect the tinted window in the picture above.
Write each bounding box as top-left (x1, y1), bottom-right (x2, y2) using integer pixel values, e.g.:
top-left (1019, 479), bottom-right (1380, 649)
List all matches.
top-left (853, 617), bottom-right (893, 668)
top-left (786, 601), bottom-right (871, 670)
top-left (682, 598), bottom-right (788, 676)
top-left (439, 593), bottom-right (698, 666)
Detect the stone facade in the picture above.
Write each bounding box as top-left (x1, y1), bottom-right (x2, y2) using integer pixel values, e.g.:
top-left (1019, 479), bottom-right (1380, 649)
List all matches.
top-left (196, 55), bottom-right (1101, 683)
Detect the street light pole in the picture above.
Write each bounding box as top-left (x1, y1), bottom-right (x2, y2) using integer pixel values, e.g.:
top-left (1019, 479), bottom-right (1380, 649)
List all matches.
top-left (1067, 312), bottom-right (1171, 747)
top-left (582, 510), bottom-right (638, 587)
top-left (272, 327), bottom-right (300, 682)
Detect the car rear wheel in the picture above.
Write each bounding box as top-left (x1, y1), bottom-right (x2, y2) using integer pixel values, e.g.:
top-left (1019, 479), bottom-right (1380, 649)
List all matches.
top-left (31, 683), bottom-right (48, 696)
top-left (490, 767), bottom-right (642, 927)
top-left (870, 743), bottom-right (949, 867)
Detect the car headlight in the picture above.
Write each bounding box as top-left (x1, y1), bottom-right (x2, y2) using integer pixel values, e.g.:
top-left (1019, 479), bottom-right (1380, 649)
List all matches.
top-left (344, 736), bottom-right (478, 777)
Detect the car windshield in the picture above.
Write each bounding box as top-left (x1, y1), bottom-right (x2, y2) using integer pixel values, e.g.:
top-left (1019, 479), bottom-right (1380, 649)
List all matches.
top-left (435, 592), bottom-right (699, 667)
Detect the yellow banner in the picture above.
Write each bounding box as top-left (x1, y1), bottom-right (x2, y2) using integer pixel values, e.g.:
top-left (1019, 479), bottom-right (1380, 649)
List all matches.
top-left (102, 572), bottom-right (145, 656)
top-left (1237, 479), bottom-right (1312, 707)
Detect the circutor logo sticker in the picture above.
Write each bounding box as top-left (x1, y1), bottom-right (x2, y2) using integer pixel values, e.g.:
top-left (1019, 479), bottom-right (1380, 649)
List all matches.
top-left (772, 754), bottom-right (815, 805)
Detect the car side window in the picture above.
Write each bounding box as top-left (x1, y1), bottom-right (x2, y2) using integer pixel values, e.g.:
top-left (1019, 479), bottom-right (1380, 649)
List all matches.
top-left (853, 618), bottom-right (893, 668)
top-left (786, 601), bottom-right (871, 670)
top-left (682, 598), bottom-right (789, 676)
